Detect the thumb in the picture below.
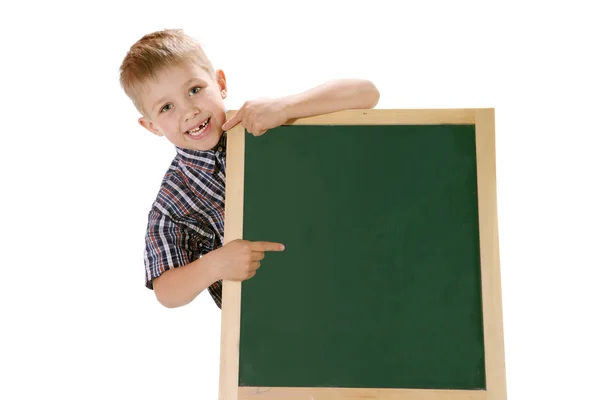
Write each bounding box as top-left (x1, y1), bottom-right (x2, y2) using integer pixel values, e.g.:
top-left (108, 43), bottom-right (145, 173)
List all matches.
top-left (222, 112), bottom-right (241, 131)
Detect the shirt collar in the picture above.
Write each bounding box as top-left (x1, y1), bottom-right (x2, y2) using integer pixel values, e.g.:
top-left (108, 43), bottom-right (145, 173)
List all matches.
top-left (175, 131), bottom-right (227, 173)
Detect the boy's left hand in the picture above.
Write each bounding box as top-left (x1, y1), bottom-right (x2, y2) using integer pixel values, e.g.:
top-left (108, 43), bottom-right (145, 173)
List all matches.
top-left (222, 98), bottom-right (288, 136)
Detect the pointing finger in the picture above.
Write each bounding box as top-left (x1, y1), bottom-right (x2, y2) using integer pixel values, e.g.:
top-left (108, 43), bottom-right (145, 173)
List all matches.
top-left (222, 112), bottom-right (242, 131)
top-left (250, 241), bottom-right (285, 252)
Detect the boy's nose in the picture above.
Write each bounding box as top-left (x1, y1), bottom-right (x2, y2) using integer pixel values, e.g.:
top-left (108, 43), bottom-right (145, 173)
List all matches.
top-left (183, 102), bottom-right (201, 121)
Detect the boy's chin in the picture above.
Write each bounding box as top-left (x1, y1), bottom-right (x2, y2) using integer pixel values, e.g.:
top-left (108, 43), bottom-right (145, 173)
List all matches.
top-left (183, 129), bottom-right (223, 151)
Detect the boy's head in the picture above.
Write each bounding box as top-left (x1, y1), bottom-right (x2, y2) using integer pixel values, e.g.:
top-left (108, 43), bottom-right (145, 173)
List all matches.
top-left (120, 29), bottom-right (227, 151)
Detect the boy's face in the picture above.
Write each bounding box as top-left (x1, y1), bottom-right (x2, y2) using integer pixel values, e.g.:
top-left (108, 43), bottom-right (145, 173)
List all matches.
top-left (137, 62), bottom-right (227, 151)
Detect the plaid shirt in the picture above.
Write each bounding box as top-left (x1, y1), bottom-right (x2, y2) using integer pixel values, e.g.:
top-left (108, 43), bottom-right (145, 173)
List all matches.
top-left (143, 132), bottom-right (228, 308)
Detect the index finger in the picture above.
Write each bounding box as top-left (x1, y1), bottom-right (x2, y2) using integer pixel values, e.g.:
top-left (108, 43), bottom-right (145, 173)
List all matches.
top-left (250, 241), bottom-right (285, 252)
top-left (222, 112), bottom-right (242, 131)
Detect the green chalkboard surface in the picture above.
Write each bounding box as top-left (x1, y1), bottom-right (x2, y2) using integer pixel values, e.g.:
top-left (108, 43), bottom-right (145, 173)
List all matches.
top-left (238, 124), bottom-right (486, 390)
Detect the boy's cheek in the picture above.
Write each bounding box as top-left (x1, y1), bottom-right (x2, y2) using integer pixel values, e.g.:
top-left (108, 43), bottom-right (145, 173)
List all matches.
top-left (216, 111), bottom-right (228, 130)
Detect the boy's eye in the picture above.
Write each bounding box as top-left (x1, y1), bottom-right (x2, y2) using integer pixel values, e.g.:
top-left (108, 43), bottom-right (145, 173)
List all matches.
top-left (189, 86), bottom-right (201, 96)
top-left (160, 104), bottom-right (173, 113)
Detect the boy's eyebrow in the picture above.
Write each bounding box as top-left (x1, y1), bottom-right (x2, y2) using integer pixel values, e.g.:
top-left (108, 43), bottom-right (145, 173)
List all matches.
top-left (151, 77), bottom-right (205, 112)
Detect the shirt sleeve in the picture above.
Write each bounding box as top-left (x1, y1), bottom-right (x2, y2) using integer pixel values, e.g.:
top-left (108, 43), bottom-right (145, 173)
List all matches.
top-left (143, 208), bottom-right (202, 290)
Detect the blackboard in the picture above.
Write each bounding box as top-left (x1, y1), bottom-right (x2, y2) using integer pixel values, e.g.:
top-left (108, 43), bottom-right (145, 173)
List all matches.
top-left (219, 109), bottom-right (506, 400)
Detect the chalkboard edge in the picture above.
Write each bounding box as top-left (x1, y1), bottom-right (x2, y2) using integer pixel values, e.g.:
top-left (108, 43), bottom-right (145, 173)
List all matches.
top-left (219, 118), bottom-right (246, 400)
top-left (227, 108), bottom-right (488, 126)
top-left (475, 108), bottom-right (508, 400)
top-left (238, 386), bottom-right (489, 399)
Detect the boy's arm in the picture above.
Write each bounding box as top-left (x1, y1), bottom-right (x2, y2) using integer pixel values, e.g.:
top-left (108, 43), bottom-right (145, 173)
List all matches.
top-left (281, 78), bottom-right (380, 120)
top-left (152, 239), bottom-right (284, 308)
top-left (152, 256), bottom-right (220, 308)
top-left (222, 79), bottom-right (379, 134)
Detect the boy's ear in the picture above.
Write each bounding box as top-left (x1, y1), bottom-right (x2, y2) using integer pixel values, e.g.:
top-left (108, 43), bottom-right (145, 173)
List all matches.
top-left (138, 117), bottom-right (163, 137)
top-left (216, 69), bottom-right (227, 99)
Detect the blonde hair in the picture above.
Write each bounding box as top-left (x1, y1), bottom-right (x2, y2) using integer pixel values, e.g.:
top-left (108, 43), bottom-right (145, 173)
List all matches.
top-left (119, 28), bottom-right (215, 115)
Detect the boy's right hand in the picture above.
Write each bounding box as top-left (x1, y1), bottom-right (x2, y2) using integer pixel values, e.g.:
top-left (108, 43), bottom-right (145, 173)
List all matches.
top-left (207, 239), bottom-right (285, 281)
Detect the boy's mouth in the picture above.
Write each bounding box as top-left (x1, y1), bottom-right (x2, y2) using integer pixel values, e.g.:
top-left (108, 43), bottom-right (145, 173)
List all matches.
top-left (185, 117), bottom-right (211, 139)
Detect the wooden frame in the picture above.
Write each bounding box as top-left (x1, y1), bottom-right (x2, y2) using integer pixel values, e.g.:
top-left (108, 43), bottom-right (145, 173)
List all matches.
top-left (218, 109), bottom-right (506, 400)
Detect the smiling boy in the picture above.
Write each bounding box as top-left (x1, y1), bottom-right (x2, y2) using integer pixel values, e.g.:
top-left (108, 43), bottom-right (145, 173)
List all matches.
top-left (119, 29), bottom-right (379, 309)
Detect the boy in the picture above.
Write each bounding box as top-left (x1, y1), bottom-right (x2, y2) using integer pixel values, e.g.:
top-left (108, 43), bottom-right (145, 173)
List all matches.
top-left (119, 29), bottom-right (379, 309)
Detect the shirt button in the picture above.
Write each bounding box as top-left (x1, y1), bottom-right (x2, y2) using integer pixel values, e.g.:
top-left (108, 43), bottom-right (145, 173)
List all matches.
top-left (218, 146), bottom-right (223, 152)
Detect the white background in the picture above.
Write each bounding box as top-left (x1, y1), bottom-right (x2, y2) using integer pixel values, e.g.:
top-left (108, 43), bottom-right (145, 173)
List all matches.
top-left (1, 0), bottom-right (598, 399)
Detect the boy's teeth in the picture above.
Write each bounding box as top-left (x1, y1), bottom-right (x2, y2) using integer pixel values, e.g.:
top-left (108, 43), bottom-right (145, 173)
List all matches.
top-left (187, 118), bottom-right (210, 135)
